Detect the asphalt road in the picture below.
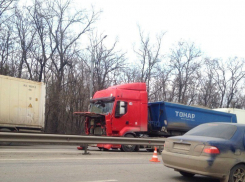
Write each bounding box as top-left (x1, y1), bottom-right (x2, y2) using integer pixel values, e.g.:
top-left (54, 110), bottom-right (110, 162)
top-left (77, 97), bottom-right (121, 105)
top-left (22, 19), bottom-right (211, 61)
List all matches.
top-left (0, 145), bottom-right (220, 182)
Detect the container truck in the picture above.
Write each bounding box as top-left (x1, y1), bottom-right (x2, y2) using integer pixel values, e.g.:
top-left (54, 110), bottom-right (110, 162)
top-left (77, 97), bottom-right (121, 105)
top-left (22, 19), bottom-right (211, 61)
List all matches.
top-left (0, 75), bottom-right (45, 133)
top-left (74, 83), bottom-right (237, 151)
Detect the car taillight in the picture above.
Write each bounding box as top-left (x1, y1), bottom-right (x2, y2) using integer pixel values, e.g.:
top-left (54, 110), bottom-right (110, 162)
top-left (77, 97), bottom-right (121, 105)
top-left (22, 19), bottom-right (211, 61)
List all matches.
top-left (203, 146), bottom-right (220, 154)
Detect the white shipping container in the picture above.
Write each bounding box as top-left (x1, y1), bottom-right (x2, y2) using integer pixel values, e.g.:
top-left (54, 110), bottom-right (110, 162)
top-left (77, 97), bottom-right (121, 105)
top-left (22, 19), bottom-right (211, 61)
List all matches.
top-left (0, 75), bottom-right (45, 131)
top-left (213, 108), bottom-right (245, 124)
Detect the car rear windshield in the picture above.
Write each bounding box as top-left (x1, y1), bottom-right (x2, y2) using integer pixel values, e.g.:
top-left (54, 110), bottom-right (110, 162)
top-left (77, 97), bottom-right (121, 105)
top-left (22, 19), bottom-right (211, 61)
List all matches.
top-left (184, 123), bottom-right (237, 139)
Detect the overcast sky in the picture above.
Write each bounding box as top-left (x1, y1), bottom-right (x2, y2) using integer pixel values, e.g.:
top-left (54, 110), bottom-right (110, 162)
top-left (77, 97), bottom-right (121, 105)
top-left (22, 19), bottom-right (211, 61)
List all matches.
top-left (78, 0), bottom-right (245, 61)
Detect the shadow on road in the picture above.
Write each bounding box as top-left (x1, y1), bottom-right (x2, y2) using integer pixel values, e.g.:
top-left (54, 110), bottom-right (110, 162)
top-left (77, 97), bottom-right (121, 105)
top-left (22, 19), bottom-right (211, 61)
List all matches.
top-left (172, 175), bottom-right (220, 182)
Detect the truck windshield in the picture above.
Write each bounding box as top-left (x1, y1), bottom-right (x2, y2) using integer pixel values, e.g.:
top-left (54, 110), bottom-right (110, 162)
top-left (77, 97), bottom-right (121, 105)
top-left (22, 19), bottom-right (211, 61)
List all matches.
top-left (89, 101), bottom-right (114, 115)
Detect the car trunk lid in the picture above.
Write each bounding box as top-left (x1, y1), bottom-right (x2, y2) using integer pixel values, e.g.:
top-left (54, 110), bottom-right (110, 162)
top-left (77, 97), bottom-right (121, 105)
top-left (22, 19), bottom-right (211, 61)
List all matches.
top-left (164, 136), bottom-right (224, 156)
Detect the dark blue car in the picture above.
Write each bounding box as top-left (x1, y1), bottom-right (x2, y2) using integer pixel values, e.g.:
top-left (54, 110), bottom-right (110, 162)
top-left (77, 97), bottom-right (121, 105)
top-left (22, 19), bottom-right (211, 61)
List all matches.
top-left (162, 123), bottom-right (245, 182)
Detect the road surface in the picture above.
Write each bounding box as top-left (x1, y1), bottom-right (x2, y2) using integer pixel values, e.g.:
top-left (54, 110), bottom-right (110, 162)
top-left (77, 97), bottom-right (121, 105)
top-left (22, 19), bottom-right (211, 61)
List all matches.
top-left (0, 145), bottom-right (219, 182)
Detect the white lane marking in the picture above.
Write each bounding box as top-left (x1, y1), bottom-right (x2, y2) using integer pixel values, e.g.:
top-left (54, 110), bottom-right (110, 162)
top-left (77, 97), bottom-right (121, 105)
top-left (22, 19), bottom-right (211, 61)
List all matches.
top-left (83, 180), bottom-right (117, 182)
top-left (0, 158), bottom-right (135, 161)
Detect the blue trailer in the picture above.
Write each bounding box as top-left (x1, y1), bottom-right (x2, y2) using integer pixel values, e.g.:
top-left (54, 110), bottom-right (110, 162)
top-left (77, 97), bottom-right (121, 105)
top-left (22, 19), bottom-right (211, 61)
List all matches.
top-left (148, 102), bottom-right (237, 136)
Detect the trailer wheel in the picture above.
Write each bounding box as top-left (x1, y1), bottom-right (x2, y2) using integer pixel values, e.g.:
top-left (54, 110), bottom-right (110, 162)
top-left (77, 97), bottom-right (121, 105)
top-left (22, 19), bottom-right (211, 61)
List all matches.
top-left (121, 134), bottom-right (137, 152)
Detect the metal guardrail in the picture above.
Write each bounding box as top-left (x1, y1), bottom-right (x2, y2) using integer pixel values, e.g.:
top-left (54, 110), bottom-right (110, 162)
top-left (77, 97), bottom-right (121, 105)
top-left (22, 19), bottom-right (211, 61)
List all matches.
top-left (0, 132), bottom-right (165, 146)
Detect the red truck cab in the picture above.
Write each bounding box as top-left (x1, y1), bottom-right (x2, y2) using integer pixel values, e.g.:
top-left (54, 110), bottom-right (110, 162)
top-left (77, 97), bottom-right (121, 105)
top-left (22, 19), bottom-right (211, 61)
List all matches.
top-left (74, 83), bottom-right (148, 151)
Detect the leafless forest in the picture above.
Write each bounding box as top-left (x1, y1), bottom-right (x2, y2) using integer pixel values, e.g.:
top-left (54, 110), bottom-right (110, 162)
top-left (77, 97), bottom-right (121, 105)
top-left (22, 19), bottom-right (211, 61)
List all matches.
top-left (1, 0), bottom-right (245, 134)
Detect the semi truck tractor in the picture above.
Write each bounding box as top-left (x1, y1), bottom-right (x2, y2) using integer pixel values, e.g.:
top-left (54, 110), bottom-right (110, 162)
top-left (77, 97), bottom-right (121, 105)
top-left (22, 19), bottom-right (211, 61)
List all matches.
top-left (74, 83), bottom-right (237, 151)
top-left (0, 75), bottom-right (45, 133)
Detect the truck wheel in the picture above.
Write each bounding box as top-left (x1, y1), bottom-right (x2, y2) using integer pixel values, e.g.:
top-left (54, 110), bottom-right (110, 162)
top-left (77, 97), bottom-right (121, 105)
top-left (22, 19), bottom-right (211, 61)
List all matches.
top-left (121, 134), bottom-right (137, 152)
top-left (229, 164), bottom-right (245, 182)
top-left (179, 171), bottom-right (195, 177)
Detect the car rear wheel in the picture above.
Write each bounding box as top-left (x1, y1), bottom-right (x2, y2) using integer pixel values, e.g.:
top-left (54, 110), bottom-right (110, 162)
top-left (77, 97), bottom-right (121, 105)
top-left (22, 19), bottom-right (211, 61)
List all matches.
top-left (179, 171), bottom-right (195, 178)
top-left (229, 164), bottom-right (245, 182)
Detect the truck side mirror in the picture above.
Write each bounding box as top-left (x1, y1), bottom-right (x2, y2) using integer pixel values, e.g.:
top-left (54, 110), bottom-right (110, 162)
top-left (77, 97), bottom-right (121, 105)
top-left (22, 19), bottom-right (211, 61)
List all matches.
top-left (115, 101), bottom-right (127, 118)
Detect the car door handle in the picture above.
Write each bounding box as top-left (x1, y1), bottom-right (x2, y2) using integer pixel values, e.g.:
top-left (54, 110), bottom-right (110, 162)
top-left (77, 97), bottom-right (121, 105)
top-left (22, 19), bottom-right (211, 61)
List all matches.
top-left (126, 121), bottom-right (129, 125)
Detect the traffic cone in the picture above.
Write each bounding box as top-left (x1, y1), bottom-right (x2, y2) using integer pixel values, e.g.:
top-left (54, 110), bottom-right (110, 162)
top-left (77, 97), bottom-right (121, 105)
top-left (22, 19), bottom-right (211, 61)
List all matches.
top-left (149, 147), bottom-right (160, 162)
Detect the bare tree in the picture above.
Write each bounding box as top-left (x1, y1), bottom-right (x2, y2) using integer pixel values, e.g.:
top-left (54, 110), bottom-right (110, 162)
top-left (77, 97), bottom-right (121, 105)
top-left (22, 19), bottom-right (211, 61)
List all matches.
top-left (14, 7), bottom-right (37, 79)
top-left (225, 58), bottom-right (245, 107)
top-left (116, 66), bottom-right (141, 84)
top-left (88, 34), bottom-right (126, 92)
top-left (169, 41), bottom-right (201, 104)
top-left (233, 93), bottom-right (245, 109)
top-left (199, 57), bottom-right (245, 108)
top-left (42, 0), bottom-right (99, 133)
top-left (2, 0), bottom-right (245, 135)
top-left (62, 56), bottom-right (91, 134)
top-left (197, 58), bottom-right (220, 108)
top-left (0, 0), bottom-right (16, 26)
top-left (148, 64), bottom-right (171, 102)
top-left (26, 0), bottom-right (52, 82)
top-left (0, 24), bottom-right (13, 75)
top-left (0, 0), bottom-right (16, 76)
top-left (134, 26), bottom-right (165, 93)
top-left (212, 59), bottom-right (228, 108)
